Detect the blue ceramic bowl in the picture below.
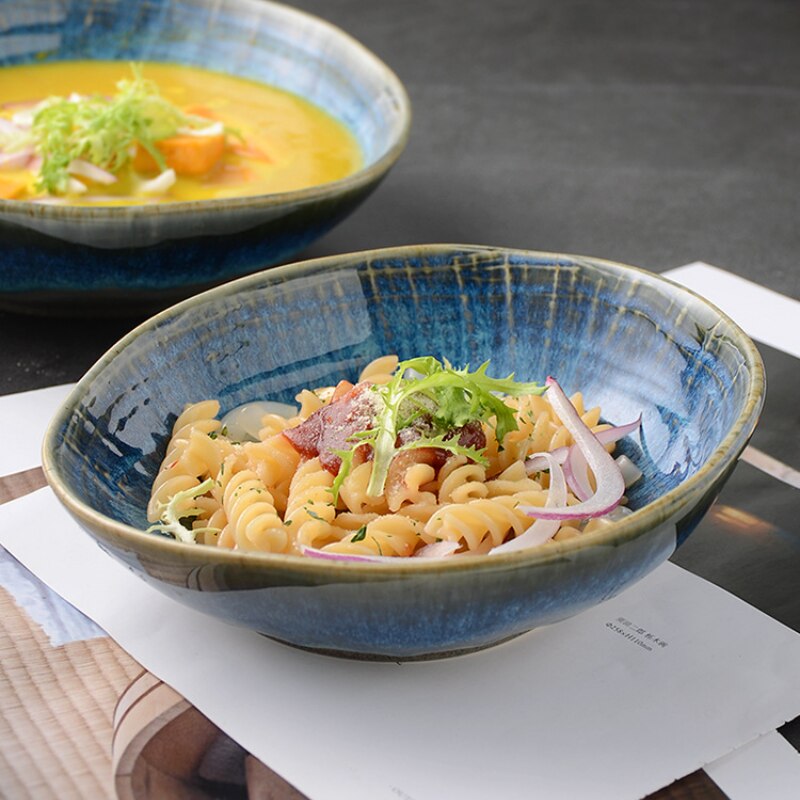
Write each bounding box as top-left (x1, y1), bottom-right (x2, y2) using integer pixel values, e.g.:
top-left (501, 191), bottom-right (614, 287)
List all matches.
top-left (43, 245), bottom-right (765, 659)
top-left (0, 0), bottom-right (410, 315)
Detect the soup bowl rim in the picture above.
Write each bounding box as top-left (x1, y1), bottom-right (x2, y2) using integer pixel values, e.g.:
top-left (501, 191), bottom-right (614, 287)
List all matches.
top-left (0, 0), bottom-right (412, 217)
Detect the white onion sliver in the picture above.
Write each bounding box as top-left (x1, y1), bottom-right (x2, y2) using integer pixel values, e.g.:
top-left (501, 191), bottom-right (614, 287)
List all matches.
top-left (521, 378), bottom-right (626, 520)
top-left (67, 158), bottom-right (117, 185)
top-left (615, 454), bottom-right (643, 488)
top-left (605, 505), bottom-right (634, 522)
top-left (177, 121), bottom-right (224, 137)
top-left (140, 168), bottom-right (176, 196)
top-left (66, 177), bottom-right (87, 195)
top-left (221, 400), bottom-right (298, 443)
top-left (490, 451), bottom-right (565, 554)
top-left (0, 149), bottom-right (32, 170)
top-left (11, 110), bottom-right (35, 128)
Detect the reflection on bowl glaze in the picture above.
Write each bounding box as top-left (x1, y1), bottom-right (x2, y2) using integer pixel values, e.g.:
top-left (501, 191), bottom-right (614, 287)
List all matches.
top-left (0, 0), bottom-right (410, 315)
top-left (43, 245), bottom-right (764, 659)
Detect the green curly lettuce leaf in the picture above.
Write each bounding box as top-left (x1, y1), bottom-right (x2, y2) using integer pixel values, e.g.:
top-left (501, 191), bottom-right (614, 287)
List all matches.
top-left (147, 478), bottom-right (219, 544)
top-left (30, 64), bottom-right (209, 194)
top-left (332, 356), bottom-right (544, 500)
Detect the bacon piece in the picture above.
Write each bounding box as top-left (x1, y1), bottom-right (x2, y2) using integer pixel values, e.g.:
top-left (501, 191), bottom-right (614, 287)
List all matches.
top-left (451, 420), bottom-right (486, 452)
top-left (385, 447), bottom-right (443, 510)
top-left (283, 382), bottom-right (377, 474)
top-left (283, 385), bottom-right (488, 485)
top-left (384, 420), bottom-right (487, 508)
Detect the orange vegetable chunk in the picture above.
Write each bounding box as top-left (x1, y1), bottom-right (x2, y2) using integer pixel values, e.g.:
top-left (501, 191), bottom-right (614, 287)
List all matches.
top-left (0, 177), bottom-right (26, 199)
top-left (133, 133), bottom-right (226, 176)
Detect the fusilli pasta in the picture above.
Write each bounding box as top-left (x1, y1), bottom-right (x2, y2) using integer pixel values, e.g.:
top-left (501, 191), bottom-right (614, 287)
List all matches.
top-left (147, 355), bottom-right (637, 558)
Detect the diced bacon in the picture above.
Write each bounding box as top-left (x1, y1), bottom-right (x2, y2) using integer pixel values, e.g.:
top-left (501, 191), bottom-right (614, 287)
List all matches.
top-left (385, 447), bottom-right (443, 509)
top-left (451, 420), bottom-right (486, 452)
top-left (283, 382), bottom-right (378, 474)
top-left (331, 380), bottom-right (355, 401)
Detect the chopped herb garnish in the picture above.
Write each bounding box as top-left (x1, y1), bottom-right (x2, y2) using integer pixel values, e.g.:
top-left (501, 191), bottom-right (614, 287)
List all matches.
top-left (351, 525), bottom-right (368, 542)
top-left (147, 478), bottom-right (219, 543)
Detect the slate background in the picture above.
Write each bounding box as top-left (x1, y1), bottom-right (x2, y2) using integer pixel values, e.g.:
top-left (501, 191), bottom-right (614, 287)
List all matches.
top-left (1, 0), bottom-right (798, 391)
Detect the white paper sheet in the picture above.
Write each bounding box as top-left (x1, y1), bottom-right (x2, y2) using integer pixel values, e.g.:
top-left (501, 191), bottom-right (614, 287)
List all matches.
top-left (705, 730), bottom-right (800, 800)
top-left (3, 488), bottom-right (800, 800)
top-left (662, 262), bottom-right (800, 359)
top-left (0, 383), bottom-right (74, 476)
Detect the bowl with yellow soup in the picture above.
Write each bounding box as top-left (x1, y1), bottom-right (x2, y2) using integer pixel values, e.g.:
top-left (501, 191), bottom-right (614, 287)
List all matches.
top-left (0, 0), bottom-right (410, 314)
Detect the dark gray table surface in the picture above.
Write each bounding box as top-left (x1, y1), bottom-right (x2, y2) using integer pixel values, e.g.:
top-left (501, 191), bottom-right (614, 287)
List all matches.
top-left (2, 0), bottom-right (798, 392)
top-left (1, 0), bottom-right (799, 786)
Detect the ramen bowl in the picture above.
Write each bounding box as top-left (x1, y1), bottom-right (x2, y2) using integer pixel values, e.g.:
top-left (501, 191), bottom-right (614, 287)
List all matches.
top-left (0, 0), bottom-right (410, 315)
top-left (43, 245), bottom-right (764, 659)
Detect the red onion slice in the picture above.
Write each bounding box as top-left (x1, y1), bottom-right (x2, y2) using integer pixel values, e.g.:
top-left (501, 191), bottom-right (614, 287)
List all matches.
top-left (490, 451), bottom-right (566, 554)
top-left (525, 415), bottom-right (641, 476)
top-left (563, 446), bottom-right (592, 501)
top-left (300, 546), bottom-right (398, 563)
top-left (521, 378), bottom-right (626, 520)
top-left (562, 415), bottom-right (642, 499)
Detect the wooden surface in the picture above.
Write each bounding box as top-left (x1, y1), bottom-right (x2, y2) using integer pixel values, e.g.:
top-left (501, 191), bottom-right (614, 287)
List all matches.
top-left (0, 468), bottom-right (730, 800)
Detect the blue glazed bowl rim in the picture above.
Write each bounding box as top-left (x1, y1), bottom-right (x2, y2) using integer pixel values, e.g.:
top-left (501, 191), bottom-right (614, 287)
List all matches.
top-left (0, 0), bottom-right (411, 218)
top-left (42, 244), bottom-right (766, 577)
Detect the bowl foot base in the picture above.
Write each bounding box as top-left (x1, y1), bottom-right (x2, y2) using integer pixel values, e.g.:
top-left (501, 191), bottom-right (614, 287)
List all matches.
top-left (260, 630), bottom-right (528, 661)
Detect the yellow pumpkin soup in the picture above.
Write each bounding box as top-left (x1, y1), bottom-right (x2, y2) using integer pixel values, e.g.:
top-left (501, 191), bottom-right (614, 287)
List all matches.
top-left (0, 61), bottom-right (362, 204)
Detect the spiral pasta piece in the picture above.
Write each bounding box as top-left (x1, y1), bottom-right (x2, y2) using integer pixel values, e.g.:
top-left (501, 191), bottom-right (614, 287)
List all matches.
top-left (148, 360), bottom-right (629, 558)
top-left (323, 513), bottom-right (421, 557)
top-left (148, 403), bottom-right (227, 522)
top-left (284, 458), bottom-right (337, 527)
top-left (257, 413), bottom-right (297, 440)
top-left (218, 468), bottom-right (288, 553)
top-left (295, 388), bottom-right (331, 420)
top-left (240, 433), bottom-right (302, 513)
top-left (358, 354), bottom-right (399, 385)
top-left (424, 495), bottom-right (533, 552)
top-left (338, 462), bottom-right (390, 515)
top-left (484, 461), bottom-right (541, 497)
top-left (437, 456), bottom-right (488, 504)
top-left (387, 462), bottom-right (437, 511)
top-left (171, 400), bottom-right (222, 440)
top-left (396, 502), bottom-right (443, 526)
